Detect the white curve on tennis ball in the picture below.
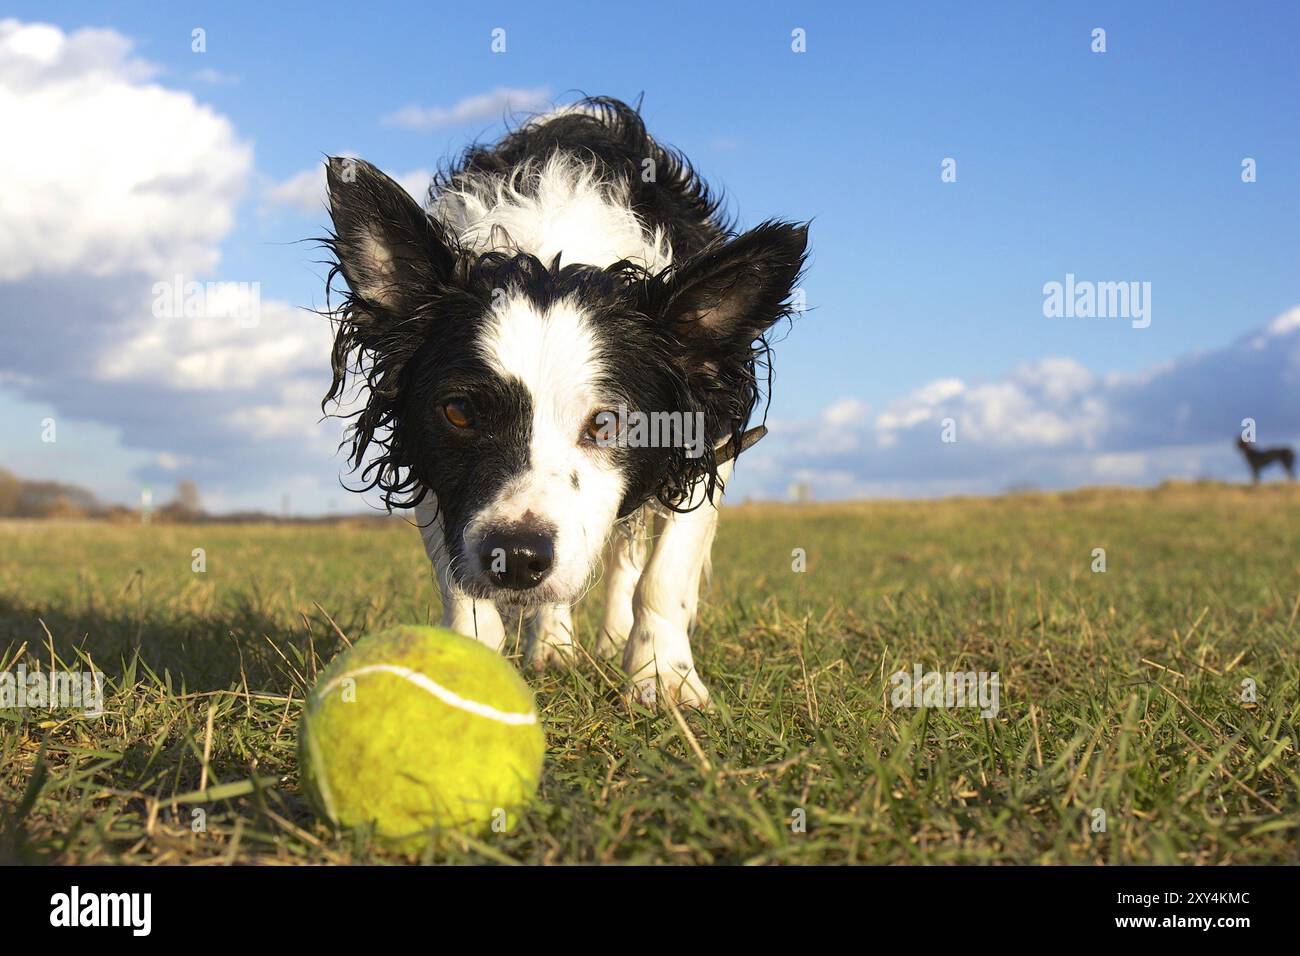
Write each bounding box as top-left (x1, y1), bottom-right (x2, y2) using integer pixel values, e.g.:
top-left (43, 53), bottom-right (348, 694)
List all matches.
top-left (314, 664), bottom-right (538, 726)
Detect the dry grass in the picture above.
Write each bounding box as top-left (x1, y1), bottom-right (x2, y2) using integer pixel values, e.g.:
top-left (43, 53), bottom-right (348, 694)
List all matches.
top-left (1, 482), bottom-right (1297, 864)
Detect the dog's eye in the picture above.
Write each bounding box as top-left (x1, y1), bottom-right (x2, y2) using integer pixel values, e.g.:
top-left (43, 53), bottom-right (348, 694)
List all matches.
top-left (442, 398), bottom-right (476, 430)
top-left (584, 409), bottom-right (618, 444)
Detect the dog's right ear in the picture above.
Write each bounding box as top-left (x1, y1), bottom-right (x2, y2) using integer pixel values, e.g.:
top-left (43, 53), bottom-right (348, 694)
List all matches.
top-left (325, 157), bottom-right (454, 319)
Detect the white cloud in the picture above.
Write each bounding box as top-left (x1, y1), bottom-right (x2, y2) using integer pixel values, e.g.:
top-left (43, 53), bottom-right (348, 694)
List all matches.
top-left (381, 86), bottom-right (551, 131)
top-left (877, 378), bottom-right (964, 431)
top-left (191, 67), bottom-right (238, 85)
top-left (1266, 306), bottom-right (1300, 336)
top-left (0, 19), bottom-right (252, 281)
top-left (264, 166), bottom-right (326, 212)
top-left (736, 309), bottom-right (1300, 500)
top-left (822, 398), bottom-right (870, 427)
top-left (226, 378), bottom-right (337, 441)
top-left (0, 20), bottom-right (346, 510)
top-left (98, 294), bottom-right (330, 391)
top-left (1087, 451), bottom-right (1148, 480)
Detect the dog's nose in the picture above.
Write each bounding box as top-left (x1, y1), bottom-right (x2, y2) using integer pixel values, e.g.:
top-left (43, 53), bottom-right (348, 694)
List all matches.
top-left (479, 529), bottom-right (555, 590)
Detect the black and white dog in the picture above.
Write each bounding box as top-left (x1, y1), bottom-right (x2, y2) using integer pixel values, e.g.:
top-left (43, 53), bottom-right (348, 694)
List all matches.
top-left (323, 98), bottom-right (807, 708)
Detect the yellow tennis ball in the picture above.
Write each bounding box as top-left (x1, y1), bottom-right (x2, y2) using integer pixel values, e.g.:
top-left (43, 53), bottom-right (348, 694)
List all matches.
top-left (299, 625), bottom-right (544, 846)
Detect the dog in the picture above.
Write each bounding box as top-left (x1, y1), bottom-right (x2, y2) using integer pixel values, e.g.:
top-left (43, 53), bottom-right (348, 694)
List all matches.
top-left (322, 98), bottom-right (807, 708)
top-left (1236, 436), bottom-right (1296, 484)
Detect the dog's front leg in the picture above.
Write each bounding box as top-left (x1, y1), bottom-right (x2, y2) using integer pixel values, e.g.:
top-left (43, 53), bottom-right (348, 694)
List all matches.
top-left (527, 603), bottom-right (576, 671)
top-left (414, 497), bottom-right (506, 651)
top-left (622, 461), bottom-right (731, 710)
top-left (595, 509), bottom-right (649, 663)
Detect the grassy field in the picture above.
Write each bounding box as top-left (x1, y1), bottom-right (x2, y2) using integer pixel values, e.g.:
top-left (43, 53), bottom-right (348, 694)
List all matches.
top-left (1, 482), bottom-right (1297, 865)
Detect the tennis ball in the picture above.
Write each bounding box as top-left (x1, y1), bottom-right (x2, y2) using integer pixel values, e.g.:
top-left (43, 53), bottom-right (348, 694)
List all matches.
top-left (299, 625), bottom-right (544, 846)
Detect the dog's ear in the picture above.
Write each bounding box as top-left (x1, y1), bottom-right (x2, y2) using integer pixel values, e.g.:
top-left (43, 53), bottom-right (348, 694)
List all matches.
top-left (658, 221), bottom-right (807, 362)
top-left (325, 157), bottom-right (454, 318)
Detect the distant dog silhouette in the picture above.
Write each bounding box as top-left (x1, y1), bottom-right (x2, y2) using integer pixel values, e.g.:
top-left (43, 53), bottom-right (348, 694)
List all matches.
top-left (1237, 437), bottom-right (1295, 484)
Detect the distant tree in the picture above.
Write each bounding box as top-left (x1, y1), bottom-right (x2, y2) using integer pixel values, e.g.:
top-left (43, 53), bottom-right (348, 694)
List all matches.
top-left (44, 494), bottom-right (88, 519)
top-left (105, 504), bottom-right (136, 523)
top-left (0, 469), bottom-right (20, 516)
top-left (175, 480), bottom-right (201, 514)
top-left (161, 479), bottom-right (204, 521)
top-left (16, 479), bottom-right (99, 517)
top-left (0, 469), bottom-right (103, 519)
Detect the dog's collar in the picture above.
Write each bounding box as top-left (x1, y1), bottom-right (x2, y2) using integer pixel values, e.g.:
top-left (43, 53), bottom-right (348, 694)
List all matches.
top-left (713, 425), bottom-right (767, 465)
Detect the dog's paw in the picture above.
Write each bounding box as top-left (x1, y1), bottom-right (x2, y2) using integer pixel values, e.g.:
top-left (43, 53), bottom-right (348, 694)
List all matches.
top-left (527, 636), bottom-right (577, 672)
top-left (593, 627), bottom-right (628, 664)
top-left (526, 604), bottom-right (577, 672)
top-left (625, 669), bottom-right (712, 711)
top-left (621, 615), bottom-right (711, 710)
top-left (625, 677), bottom-right (658, 708)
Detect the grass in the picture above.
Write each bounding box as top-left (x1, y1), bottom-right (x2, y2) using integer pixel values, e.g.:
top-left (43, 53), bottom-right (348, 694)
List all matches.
top-left (1, 481), bottom-right (1297, 865)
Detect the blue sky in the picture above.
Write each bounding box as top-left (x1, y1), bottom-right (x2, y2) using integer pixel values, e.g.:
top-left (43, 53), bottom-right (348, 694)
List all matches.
top-left (2, 2), bottom-right (1298, 511)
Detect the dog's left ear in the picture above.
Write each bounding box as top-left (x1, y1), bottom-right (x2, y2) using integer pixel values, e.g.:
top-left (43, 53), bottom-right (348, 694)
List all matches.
top-left (325, 156), bottom-right (454, 322)
top-left (658, 221), bottom-right (808, 361)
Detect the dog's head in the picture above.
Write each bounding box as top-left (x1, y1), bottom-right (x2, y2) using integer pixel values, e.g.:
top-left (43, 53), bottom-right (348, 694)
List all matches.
top-left (323, 157), bottom-right (806, 605)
